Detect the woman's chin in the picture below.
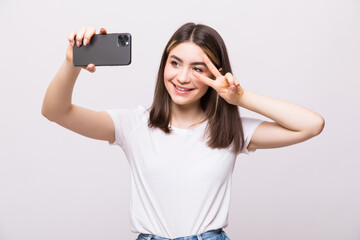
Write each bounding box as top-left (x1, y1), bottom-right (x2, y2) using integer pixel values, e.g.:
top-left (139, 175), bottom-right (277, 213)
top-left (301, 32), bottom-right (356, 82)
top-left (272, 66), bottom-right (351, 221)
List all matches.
top-left (170, 98), bottom-right (200, 109)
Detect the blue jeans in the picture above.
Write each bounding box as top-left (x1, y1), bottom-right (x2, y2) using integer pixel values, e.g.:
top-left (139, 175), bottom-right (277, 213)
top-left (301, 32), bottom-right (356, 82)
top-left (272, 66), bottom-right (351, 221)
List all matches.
top-left (136, 228), bottom-right (230, 240)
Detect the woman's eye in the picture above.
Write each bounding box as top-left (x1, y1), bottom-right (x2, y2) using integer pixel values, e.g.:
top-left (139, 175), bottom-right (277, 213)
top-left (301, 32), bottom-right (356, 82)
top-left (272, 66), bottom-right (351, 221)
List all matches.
top-left (171, 61), bottom-right (179, 67)
top-left (193, 67), bottom-right (203, 72)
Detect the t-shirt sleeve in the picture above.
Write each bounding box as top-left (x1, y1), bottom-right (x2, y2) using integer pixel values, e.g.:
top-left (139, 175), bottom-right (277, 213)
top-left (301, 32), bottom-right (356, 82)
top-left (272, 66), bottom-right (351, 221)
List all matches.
top-left (239, 117), bottom-right (264, 155)
top-left (105, 106), bottom-right (147, 147)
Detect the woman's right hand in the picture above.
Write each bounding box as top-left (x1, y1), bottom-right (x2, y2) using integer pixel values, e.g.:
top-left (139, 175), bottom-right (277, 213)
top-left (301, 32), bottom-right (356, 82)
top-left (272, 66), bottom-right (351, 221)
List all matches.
top-left (66, 27), bottom-right (107, 73)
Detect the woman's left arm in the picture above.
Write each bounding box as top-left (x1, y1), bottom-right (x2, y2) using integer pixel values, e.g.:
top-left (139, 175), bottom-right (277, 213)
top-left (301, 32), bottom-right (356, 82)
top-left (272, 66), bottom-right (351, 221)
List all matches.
top-left (193, 54), bottom-right (325, 151)
top-left (236, 89), bottom-right (325, 150)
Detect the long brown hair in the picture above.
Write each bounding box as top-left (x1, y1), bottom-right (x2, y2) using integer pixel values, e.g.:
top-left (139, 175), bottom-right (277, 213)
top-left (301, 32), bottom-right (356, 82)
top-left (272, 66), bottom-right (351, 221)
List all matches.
top-left (148, 22), bottom-right (245, 153)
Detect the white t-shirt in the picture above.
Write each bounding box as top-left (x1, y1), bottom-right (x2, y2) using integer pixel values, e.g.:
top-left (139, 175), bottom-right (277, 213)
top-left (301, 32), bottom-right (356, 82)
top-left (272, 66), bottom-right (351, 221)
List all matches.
top-left (106, 106), bottom-right (263, 239)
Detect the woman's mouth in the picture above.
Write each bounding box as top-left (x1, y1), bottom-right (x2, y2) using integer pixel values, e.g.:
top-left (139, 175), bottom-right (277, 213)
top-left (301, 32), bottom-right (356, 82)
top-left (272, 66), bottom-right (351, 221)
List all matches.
top-left (172, 83), bottom-right (194, 94)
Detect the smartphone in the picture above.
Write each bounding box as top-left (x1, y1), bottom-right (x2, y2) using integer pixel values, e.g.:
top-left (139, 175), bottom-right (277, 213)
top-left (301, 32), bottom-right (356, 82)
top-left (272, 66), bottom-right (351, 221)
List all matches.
top-left (73, 33), bottom-right (132, 66)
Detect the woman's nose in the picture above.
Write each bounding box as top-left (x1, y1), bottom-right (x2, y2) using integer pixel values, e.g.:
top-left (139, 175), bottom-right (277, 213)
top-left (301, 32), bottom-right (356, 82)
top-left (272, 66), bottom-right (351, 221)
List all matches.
top-left (177, 68), bottom-right (191, 84)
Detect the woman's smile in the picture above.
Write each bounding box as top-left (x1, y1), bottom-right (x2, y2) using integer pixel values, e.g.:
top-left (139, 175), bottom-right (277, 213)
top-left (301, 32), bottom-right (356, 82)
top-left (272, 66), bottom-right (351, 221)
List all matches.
top-left (172, 82), bottom-right (195, 94)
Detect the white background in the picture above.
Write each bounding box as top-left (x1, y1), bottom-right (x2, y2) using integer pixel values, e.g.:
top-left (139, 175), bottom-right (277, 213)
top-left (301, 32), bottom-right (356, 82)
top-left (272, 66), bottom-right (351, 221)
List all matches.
top-left (1, 0), bottom-right (359, 239)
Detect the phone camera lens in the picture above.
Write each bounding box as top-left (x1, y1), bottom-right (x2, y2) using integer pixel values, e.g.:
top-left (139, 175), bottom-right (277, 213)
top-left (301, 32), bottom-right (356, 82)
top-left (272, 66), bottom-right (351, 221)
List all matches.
top-left (118, 34), bottom-right (129, 47)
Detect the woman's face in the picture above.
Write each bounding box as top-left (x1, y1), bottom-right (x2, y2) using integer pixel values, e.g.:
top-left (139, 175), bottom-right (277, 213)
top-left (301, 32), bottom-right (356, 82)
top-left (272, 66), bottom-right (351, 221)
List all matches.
top-left (164, 42), bottom-right (213, 108)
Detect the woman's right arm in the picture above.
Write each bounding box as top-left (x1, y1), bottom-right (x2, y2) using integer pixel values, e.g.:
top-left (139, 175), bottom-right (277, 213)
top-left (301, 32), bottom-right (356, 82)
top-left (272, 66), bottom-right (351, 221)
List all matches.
top-left (41, 27), bottom-right (115, 143)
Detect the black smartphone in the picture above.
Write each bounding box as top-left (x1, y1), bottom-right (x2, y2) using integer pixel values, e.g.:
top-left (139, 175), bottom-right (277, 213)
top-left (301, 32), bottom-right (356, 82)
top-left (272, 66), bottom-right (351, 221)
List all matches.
top-left (73, 33), bottom-right (132, 66)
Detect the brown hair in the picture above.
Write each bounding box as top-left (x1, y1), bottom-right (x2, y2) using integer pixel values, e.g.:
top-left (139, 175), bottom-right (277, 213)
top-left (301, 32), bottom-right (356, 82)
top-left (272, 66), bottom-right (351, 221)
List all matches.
top-left (148, 22), bottom-right (245, 153)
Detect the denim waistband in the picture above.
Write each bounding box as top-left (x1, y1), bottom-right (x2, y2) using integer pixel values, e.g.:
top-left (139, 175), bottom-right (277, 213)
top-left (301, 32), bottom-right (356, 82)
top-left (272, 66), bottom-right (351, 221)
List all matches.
top-left (137, 228), bottom-right (226, 240)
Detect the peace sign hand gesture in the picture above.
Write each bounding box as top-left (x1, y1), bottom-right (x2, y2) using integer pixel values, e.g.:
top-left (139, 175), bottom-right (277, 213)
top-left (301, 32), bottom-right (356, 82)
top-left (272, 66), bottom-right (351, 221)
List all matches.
top-left (192, 54), bottom-right (244, 106)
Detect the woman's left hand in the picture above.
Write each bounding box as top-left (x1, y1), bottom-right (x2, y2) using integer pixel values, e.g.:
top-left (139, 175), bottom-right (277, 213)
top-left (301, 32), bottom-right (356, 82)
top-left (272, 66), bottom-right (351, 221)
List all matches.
top-left (192, 54), bottom-right (244, 106)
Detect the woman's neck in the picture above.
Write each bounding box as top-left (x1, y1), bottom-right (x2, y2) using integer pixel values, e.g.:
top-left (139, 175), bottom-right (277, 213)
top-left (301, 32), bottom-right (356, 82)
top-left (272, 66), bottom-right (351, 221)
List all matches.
top-left (170, 102), bottom-right (207, 129)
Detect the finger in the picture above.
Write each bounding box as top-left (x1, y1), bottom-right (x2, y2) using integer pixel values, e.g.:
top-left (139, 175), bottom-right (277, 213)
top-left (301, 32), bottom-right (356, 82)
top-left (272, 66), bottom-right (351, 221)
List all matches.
top-left (99, 27), bottom-right (107, 34)
top-left (75, 27), bottom-right (86, 47)
top-left (225, 72), bottom-right (235, 86)
top-left (192, 71), bottom-right (215, 88)
top-left (233, 76), bottom-right (244, 95)
top-left (233, 76), bottom-right (240, 87)
top-left (230, 85), bottom-right (237, 93)
top-left (85, 63), bottom-right (96, 73)
top-left (68, 31), bottom-right (76, 47)
top-left (83, 26), bottom-right (96, 46)
top-left (202, 54), bottom-right (222, 78)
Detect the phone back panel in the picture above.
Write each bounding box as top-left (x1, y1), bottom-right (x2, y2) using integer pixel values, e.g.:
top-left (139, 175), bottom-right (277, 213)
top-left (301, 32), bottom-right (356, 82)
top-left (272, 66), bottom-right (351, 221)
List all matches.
top-left (73, 33), bottom-right (131, 66)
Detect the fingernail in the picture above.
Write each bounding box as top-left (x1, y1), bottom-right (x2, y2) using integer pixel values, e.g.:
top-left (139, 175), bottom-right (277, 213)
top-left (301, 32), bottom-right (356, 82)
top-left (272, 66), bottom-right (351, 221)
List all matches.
top-left (84, 39), bottom-right (88, 46)
top-left (71, 41), bottom-right (74, 47)
top-left (77, 41), bottom-right (80, 47)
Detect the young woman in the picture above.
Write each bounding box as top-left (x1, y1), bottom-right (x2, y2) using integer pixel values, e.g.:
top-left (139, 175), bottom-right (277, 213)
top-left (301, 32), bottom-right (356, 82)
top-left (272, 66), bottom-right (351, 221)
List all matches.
top-left (42, 23), bottom-right (325, 240)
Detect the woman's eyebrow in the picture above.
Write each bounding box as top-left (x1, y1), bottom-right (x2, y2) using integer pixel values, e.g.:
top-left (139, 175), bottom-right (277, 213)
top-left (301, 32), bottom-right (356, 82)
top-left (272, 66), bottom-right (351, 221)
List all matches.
top-left (169, 55), bottom-right (207, 66)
